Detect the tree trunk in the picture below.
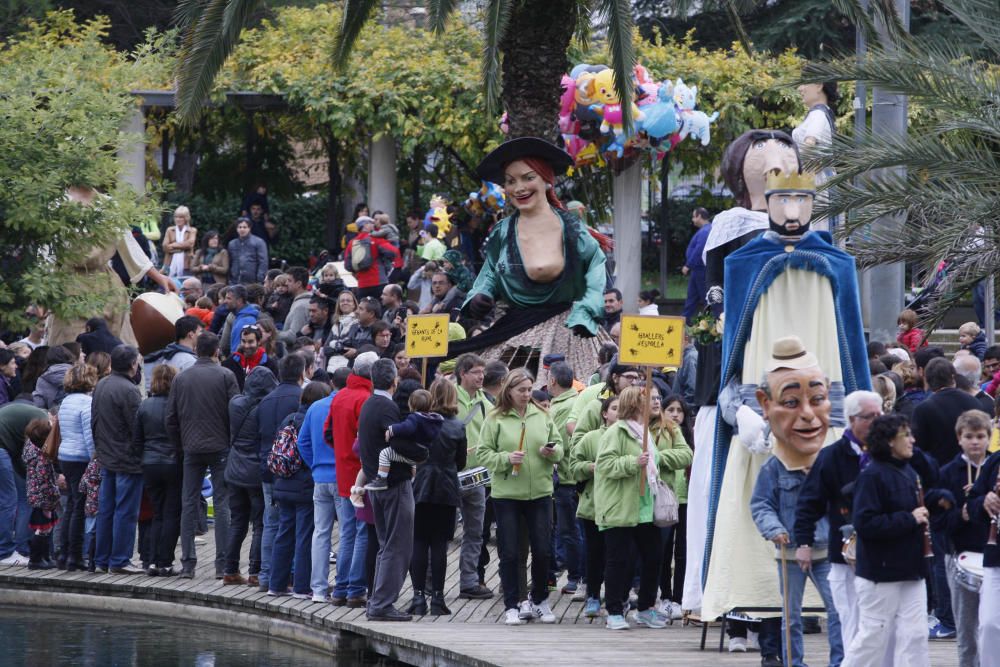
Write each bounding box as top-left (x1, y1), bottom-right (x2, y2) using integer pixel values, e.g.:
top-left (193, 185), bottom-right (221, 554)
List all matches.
top-left (500, 0), bottom-right (579, 140)
top-left (324, 132), bottom-right (342, 253)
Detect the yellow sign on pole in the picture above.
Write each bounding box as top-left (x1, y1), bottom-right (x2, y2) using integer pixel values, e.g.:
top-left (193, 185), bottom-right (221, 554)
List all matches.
top-left (405, 314), bottom-right (450, 358)
top-left (618, 315), bottom-right (685, 367)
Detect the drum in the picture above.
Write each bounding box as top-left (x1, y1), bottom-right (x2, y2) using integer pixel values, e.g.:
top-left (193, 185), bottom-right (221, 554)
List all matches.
top-left (956, 551), bottom-right (984, 593)
top-left (458, 466), bottom-right (491, 491)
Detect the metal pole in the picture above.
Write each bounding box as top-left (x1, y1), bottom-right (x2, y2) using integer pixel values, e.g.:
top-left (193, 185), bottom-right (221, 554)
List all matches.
top-left (659, 153), bottom-right (670, 297)
top-left (987, 278), bottom-right (996, 345)
top-left (860, 0), bottom-right (909, 342)
top-left (612, 162), bottom-right (643, 314)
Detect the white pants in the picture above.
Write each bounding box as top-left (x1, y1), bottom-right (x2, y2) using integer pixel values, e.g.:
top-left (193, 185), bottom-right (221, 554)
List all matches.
top-left (842, 577), bottom-right (929, 667)
top-left (828, 563), bottom-right (859, 648)
top-left (979, 567), bottom-right (1000, 667)
top-left (682, 405), bottom-right (716, 611)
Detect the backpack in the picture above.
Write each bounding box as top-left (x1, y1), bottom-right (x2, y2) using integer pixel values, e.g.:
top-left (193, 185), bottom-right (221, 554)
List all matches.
top-left (267, 421), bottom-right (303, 478)
top-left (346, 237), bottom-right (375, 272)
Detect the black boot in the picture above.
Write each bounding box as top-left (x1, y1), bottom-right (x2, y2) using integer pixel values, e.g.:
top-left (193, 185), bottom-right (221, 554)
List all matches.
top-left (406, 590), bottom-right (427, 616)
top-left (28, 535), bottom-right (53, 570)
top-left (429, 591), bottom-right (451, 616)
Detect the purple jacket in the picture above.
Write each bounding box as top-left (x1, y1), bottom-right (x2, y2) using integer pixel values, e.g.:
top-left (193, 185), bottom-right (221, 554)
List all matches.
top-left (685, 223), bottom-right (712, 270)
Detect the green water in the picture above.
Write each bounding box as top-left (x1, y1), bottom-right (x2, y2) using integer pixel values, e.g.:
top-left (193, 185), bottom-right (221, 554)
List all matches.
top-left (0, 606), bottom-right (397, 666)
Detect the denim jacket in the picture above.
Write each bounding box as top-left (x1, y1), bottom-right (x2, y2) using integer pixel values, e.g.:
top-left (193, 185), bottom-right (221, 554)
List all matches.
top-left (751, 454), bottom-right (829, 559)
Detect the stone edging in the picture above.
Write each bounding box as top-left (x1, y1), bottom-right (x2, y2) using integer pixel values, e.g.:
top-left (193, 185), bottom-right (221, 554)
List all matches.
top-left (0, 572), bottom-right (495, 667)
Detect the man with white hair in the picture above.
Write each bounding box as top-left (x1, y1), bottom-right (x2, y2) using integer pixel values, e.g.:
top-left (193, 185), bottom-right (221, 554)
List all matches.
top-left (954, 352), bottom-right (995, 414)
top-left (794, 389), bottom-right (884, 654)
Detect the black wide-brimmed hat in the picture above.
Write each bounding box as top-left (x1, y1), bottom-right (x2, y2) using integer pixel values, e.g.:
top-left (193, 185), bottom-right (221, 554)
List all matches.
top-left (476, 137), bottom-right (573, 184)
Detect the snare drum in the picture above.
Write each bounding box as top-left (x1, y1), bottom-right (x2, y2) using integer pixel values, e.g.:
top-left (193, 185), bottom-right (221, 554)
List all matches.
top-left (956, 551), bottom-right (984, 593)
top-left (458, 466), bottom-right (491, 491)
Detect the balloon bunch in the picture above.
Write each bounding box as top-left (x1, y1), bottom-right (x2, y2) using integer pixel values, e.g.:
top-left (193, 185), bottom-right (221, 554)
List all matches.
top-left (559, 63), bottom-right (719, 166)
top-left (463, 181), bottom-right (506, 218)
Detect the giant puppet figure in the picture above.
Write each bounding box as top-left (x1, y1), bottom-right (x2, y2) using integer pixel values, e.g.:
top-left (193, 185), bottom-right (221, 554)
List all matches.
top-left (699, 172), bottom-right (870, 620)
top-left (682, 130), bottom-right (800, 612)
top-left (452, 137), bottom-right (611, 378)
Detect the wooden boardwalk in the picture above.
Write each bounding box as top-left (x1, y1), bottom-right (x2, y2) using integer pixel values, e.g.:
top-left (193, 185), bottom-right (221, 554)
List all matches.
top-left (0, 520), bottom-right (958, 666)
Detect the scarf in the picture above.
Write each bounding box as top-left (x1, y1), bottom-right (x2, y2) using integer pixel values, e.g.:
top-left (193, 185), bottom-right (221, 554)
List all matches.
top-left (169, 225), bottom-right (189, 278)
top-left (845, 429), bottom-right (872, 471)
top-left (233, 347), bottom-right (266, 371)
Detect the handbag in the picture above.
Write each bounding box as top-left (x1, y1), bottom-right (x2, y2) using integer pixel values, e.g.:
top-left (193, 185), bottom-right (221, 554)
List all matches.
top-left (652, 478), bottom-right (679, 527)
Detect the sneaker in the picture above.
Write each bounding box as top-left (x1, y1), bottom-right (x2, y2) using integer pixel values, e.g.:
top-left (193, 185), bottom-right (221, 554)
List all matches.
top-left (364, 477), bottom-right (389, 492)
top-left (658, 599), bottom-right (683, 620)
top-left (311, 594), bottom-right (330, 603)
top-left (194, 536), bottom-right (207, 545)
top-left (927, 613), bottom-right (939, 629)
top-left (531, 600), bottom-right (556, 623)
top-left (635, 608), bottom-right (667, 629)
top-left (561, 580), bottom-right (578, 595)
top-left (518, 600), bottom-right (534, 620)
top-left (929, 622), bottom-right (957, 640)
top-left (584, 598), bottom-right (602, 618)
top-left (729, 637), bottom-right (748, 653)
top-left (504, 608), bottom-right (525, 625)
top-left (606, 614), bottom-right (629, 630)
top-left (747, 630), bottom-right (760, 651)
top-left (0, 552), bottom-right (29, 566)
top-left (291, 592), bottom-right (311, 600)
top-left (761, 656), bottom-right (782, 667)
top-left (571, 584), bottom-right (587, 601)
top-left (266, 589), bottom-right (287, 597)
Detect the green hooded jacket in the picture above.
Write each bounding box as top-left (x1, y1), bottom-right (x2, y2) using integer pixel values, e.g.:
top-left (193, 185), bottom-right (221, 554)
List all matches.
top-left (478, 402), bottom-right (562, 501)
top-left (457, 384), bottom-right (489, 470)
top-left (570, 426), bottom-right (605, 521)
top-left (549, 387), bottom-right (578, 485)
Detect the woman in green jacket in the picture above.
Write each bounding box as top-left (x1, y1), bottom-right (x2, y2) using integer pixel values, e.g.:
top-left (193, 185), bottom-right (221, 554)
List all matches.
top-left (595, 386), bottom-right (692, 631)
top-left (570, 394), bottom-right (619, 618)
top-left (658, 394), bottom-right (695, 620)
top-left (478, 368), bottom-right (562, 626)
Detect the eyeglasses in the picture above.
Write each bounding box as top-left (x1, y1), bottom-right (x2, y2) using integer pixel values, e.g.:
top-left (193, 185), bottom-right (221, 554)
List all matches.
top-left (621, 373), bottom-right (640, 381)
top-left (241, 324), bottom-right (261, 332)
top-left (854, 412), bottom-right (880, 422)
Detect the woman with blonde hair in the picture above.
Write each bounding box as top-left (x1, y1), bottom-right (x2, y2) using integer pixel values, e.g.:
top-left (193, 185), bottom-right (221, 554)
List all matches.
top-left (478, 368), bottom-right (562, 626)
top-left (323, 290), bottom-right (359, 372)
top-left (56, 362), bottom-right (99, 570)
top-left (872, 373), bottom-right (898, 414)
top-left (162, 205), bottom-right (198, 279)
top-left (595, 385), bottom-right (692, 630)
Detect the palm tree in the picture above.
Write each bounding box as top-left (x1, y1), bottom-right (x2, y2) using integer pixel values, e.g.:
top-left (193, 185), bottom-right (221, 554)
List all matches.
top-left (174, 0), bottom-right (639, 140)
top-left (797, 0), bottom-right (1000, 331)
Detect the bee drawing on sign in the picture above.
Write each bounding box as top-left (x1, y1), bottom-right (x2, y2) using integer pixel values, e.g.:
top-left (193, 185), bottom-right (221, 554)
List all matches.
top-left (629, 348), bottom-right (639, 357)
top-left (630, 323), bottom-right (640, 332)
top-left (666, 325), bottom-right (674, 334)
top-left (434, 341), bottom-right (442, 349)
top-left (667, 348), bottom-right (675, 359)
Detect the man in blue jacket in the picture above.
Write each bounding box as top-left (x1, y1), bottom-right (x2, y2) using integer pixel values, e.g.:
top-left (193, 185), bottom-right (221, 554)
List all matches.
top-left (299, 367), bottom-right (351, 603)
top-left (681, 207), bottom-right (711, 323)
top-left (255, 353), bottom-right (305, 592)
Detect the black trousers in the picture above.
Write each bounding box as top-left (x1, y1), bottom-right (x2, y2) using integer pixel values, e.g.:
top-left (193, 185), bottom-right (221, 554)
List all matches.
top-left (580, 517), bottom-right (605, 599)
top-left (225, 484), bottom-right (264, 575)
top-left (494, 497), bottom-right (551, 609)
top-left (660, 503), bottom-right (688, 601)
top-left (365, 522), bottom-right (378, 594)
top-left (59, 460), bottom-right (89, 563)
top-left (410, 503), bottom-right (456, 592)
top-left (603, 522), bottom-right (662, 615)
top-left (142, 463), bottom-right (183, 568)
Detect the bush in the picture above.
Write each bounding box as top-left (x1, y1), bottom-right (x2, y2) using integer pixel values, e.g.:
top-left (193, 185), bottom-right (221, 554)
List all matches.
top-left (164, 192), bottom-right (327, 267)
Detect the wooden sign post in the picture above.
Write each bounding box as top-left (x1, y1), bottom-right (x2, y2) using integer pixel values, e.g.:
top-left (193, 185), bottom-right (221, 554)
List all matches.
top-left (405, 314), bottom-right (450, 386)
top-left (618, 314), bottom-right (685, 495)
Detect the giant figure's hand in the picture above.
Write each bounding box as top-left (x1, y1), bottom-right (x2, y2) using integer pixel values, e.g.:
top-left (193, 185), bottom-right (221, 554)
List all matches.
top-left (571, 324), bottom-right (594, 338)
top-left (736, 405), bottom-right (769, 454)
top-left (467, 293), bottom-right (495, 319)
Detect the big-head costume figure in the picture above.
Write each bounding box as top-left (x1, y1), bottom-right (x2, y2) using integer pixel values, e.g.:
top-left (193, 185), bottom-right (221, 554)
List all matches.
top-left (699, 172), bottom-right (870, 620)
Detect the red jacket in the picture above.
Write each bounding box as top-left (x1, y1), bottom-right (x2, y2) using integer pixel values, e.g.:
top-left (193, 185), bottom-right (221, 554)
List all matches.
top-left (324, 373), bottom-right (372, 497)
top-left (345, 232), bottom-right (401, 288)
top-left (896, 327), bottom-right (926, 354)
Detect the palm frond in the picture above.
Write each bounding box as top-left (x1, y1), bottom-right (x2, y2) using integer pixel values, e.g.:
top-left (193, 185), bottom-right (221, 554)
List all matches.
top-left (332, 0), bottom-right (378, 70)
top-left (175, 0), bottom-right (263, 125)
top-left (174, 0), bottom-right (209, 30)
top-left (599, 0), bottom-right (637, 134)
top-left (942, 0), bottom-right (1000, 59)
top-left (428, 0), bottom-right (459, 35)
top-left (725, 0), bottom-right (754, 56)
top-left (574, 0), bottom-right (594, 52)
top-left (832, 0), bottom-right (909, 48)
top-left (481, 0), bottom-right (511, 120)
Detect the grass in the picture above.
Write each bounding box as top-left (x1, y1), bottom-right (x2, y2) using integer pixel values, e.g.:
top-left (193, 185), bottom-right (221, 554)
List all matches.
top-left (641, 272), bottom-right (689, 300)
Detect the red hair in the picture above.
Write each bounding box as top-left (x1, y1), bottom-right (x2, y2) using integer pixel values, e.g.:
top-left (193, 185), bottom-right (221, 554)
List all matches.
top-left (515, 157), bottom-right (565, 210)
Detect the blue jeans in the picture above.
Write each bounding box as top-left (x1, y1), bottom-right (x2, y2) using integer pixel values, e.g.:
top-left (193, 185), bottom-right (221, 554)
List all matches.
top-left (553, 485), bottom-right (583, 582)
top-left (269, 498), bottom-right (313, 595)
top-left (94, 471), bottom-right (144, 569)
top-left (0, 449), bottom-right (29, 559)
top-left (310, 483), bottom-right (338, 597)
top-left (333, 495), bottom-right (368, 599)
top-left (259, 482), bottom-right (279, 586)
top-left (776, 558), bottom-right (843, 667)
top-left (931, 528), bottom-right (955, 630)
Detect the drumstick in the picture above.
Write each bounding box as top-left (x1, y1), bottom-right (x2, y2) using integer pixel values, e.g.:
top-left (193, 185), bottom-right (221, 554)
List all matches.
top-left (512, 421), bottom-right (526, 477)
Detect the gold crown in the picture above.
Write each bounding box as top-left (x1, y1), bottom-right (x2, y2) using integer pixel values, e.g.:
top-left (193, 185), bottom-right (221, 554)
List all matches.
top-left (765, 171), bottom-right (816, 194)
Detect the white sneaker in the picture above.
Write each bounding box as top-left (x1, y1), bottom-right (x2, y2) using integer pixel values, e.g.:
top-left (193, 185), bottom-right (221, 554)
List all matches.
top-left (311, 594), bottom-right (330, 603)
top-left (747, 630), bottom-right (760, 651)
top-left (532, 600), bottom-right (556, 623)
top-left (728, 637), bottom-right (747, 653)
top-left (660, 599), bottom-right (683, 620)
top-left (572, 584), bottom-right (587, 601)
top-left (518, 600), bottom-right (534, 620)
top-left (0, 552), bottom-right (28, 566)
top-left (504, 608), bottom-right (525, 625)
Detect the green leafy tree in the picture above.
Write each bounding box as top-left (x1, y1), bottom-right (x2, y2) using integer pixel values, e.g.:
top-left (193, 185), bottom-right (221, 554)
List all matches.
top-left (0, 11), bottom-right (168, 331)
top-left (174, 0), bottom-right (641, 139)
